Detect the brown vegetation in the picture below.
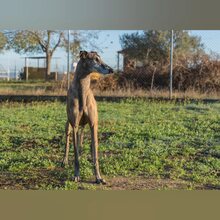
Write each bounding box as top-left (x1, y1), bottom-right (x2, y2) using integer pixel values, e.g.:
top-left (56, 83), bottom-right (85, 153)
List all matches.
top-left (92, 54), bottom-right (220, 96)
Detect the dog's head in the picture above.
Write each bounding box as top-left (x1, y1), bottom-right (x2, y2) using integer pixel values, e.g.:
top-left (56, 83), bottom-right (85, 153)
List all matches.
top-left (79, 50), bottom-right (114, 74)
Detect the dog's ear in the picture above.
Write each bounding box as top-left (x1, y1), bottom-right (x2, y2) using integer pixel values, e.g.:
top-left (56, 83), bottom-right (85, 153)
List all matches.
top-left (80, 51), bottom-right (88, 59)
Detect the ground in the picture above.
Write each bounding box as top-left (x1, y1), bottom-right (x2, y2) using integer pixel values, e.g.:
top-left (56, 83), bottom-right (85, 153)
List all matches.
top-left (0, 100), bottom-right (219, 190)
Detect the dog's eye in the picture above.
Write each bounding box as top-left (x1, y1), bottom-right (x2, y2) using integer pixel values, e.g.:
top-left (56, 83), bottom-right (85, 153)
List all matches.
top-left (95, 58), bottom-right (99, 62)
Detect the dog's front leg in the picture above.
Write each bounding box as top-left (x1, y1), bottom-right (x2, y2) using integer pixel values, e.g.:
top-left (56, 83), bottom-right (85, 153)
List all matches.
top-left (90, 124), bottom-right (106, 184)
top-left (73, 126), bottom-right (80, 182)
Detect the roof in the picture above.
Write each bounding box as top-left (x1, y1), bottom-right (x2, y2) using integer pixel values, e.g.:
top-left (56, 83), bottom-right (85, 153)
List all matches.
top-left (22, 56), bottom-right (61, 59)
top-left (117, 49), bottom-right (130, 55)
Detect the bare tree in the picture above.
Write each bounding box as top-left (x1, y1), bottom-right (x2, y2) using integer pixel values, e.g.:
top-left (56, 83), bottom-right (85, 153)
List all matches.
top-left (62, 30), bottom-right (100, 62)
top-left (4, 30), bottom-right (64, 79)
top-left (3, 30), bottom-right (102, 79)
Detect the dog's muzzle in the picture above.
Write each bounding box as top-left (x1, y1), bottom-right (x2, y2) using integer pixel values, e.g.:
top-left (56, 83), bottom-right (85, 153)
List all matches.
top-left (102, 64), bottom-right (114, 74)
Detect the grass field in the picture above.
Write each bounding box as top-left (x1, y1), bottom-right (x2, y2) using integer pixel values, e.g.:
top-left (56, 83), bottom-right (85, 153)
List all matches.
top-left (0, 100), bottom-right (219, 190)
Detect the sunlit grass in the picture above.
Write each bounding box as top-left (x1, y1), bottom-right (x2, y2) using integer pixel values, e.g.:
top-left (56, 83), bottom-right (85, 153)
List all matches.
top-left (0, 100), bottom-right (219, 189)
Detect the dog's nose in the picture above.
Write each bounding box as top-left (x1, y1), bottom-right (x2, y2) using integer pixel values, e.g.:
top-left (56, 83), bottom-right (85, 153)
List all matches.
top-left (109, 68), bottom-right (114, 73)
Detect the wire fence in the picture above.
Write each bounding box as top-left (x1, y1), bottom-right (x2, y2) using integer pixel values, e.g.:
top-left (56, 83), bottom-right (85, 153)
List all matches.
top-left (0, 30), bottom-right (220, 99)
top-left (95, 30), bottom-right (220, 99)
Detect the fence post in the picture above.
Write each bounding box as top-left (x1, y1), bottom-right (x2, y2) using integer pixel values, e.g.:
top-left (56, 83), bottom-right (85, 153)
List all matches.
top-left (169, 30), bottom-right (174, 99)
top-left (117, 52), bottom-right (120, 72)
top-left (67, 30), bottom-right (70, 90)
top-left (7, 66), bottom-right (10, 81)
top-left (25, 57), bottom-right (29, 81)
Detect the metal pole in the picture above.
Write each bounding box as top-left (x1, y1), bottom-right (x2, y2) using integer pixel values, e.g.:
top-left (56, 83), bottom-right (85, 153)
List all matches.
top-left (117, 52), bottom-right (120, 72)
top-left (7, 57), bottom-right (10, 81)
top-left (27, 58), bottom-right (29, 81)
top-left (7, 66), bottom-right (10, 81)
top-left (15, 61), bottom-right (17, 80)
top-left (67, 30), bottom-right (70, 90)
top-left (169, 30), bottom-right (174, 99)
top-left (25, 58), bottom-right (29, 81)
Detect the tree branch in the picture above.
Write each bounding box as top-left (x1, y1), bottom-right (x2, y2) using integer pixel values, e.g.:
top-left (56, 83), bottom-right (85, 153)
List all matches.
top-left (51, 32), bottom-right (63, 54)
top-left (30, 31), bottom-right (47, 52)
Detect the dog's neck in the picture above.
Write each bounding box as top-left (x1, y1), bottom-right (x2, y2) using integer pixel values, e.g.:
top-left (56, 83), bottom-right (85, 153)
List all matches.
top-left (73, 70), bottom-right (91, 92)
top-left (70, 63), bottom-right (93, 110)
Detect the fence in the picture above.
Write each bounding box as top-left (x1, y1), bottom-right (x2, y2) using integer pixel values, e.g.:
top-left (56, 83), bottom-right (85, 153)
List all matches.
top-left (0, 64), bottom-right (10, 80)
top-left (89, 30), bottom-right (220, 99)
top-left (0, 30), bottom-right (220, 99)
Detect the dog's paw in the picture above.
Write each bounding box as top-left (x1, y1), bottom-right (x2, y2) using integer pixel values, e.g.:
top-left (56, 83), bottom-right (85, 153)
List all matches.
top-left (96, 178), bottom-right (107, 185)
top-left (61, 159), bottom-right (69, 168)
top-left (72, 176), bottom-right (80, 182)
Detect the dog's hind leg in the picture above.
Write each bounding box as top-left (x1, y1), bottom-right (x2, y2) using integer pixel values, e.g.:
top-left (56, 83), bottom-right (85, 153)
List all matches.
top-left (78, 126), bottom-right (85, 156)
top-left (61, 121), bottom-right (71, 167)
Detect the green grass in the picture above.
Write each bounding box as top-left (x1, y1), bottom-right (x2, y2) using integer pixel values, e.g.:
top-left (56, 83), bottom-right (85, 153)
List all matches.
top-left (0, 100), bottom-right (219, 190)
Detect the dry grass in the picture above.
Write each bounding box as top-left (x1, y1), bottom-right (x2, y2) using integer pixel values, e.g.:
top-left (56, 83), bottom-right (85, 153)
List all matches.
top-left (93, 88), bottom-right (220, 99)
top-left (0, 71), bottom-right (220, 99)
top-left (0, 87), bottom-right (67, 96)
top-left (1, 86), bottom-right (219, 99)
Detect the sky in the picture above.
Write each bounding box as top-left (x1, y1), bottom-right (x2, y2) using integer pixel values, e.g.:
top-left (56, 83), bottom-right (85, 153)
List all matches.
top-left (0, 30), bottom-right (138, 74)
top-left (1, 30), bottom-right (220, 75)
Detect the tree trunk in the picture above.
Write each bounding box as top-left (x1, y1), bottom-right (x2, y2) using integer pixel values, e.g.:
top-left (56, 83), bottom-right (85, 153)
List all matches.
top-left (46, 52), bottom-right (52, 80)
top-left (150, 66), bottom-right (157, 92)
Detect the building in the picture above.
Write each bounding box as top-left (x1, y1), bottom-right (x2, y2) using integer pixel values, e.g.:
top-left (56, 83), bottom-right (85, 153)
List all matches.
top-left (117, 49), bottom-right (144, 72)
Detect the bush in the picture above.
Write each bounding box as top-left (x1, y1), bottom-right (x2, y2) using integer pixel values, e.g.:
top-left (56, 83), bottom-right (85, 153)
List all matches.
top-left (92, 53), bottom-right (220, 93)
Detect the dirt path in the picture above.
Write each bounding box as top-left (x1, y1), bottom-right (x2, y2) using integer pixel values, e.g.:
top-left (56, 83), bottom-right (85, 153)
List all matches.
top-left (104, 176), bottom-right (192, 190)
top-left (0, 172), bottom-right (217, 190)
